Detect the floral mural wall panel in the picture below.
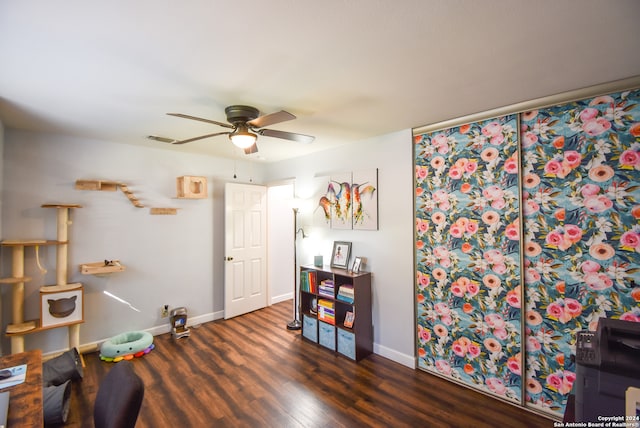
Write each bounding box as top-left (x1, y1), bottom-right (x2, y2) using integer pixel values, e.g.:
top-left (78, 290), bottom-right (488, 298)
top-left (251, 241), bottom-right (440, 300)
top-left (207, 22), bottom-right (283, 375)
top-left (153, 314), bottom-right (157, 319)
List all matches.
top-left (520, 89), bottom-right (640, 417)
top-left (415, 114), bottom-right (523, 404)
top-left (352, 168), bottom-right (378, 230)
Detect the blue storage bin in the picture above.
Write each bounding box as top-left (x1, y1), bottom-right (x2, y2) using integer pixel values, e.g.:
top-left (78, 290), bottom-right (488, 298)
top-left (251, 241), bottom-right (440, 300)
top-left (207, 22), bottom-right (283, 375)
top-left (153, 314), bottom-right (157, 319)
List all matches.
top-left (337, 328), bottom-right (356, 360)
top-left (318, 321), bottom-right (336, 350)
top-left (302, 314), bottom-right (318, 343)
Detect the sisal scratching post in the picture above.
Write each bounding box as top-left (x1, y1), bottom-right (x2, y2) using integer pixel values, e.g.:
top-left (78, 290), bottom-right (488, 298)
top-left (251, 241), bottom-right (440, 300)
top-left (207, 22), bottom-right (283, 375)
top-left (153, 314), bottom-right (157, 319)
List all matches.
top-left (56, 207), bottom-right (68, 286)
top-left (11, 245), bottom-right (25, 353)
top-left (47, 205), bottom-right (83, 362)
top-left (57, 207), bottom-right (80, 360)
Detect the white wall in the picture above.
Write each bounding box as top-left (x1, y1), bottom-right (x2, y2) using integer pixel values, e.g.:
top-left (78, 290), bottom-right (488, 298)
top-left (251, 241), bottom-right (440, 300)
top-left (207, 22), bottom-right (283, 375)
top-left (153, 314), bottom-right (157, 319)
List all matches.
top-left (1, 129), bottom-right (266, 354)
top-left (265, 129), bottom-right (416, 367)
top-left (1, 127), bottom-right (416, 368)
top-left (267, 183), bottom-right (294, 305)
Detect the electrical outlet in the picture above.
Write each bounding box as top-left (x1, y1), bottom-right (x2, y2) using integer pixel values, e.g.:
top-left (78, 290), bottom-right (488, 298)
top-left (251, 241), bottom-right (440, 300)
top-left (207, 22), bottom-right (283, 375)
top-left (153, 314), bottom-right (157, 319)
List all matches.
top-left (161, 305), bottom-right (169, 318)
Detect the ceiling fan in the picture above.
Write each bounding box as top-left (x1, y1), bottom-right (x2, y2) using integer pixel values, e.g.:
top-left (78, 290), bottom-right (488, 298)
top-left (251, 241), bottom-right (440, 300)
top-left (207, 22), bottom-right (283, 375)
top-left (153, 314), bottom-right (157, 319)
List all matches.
top-left (148, 105), bottom-right (315, 154)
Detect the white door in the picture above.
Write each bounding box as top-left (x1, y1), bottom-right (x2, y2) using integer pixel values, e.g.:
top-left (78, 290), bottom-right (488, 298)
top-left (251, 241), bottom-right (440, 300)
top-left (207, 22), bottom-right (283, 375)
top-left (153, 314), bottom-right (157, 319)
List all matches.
top-left (224, 182), bottom-right (268, 319)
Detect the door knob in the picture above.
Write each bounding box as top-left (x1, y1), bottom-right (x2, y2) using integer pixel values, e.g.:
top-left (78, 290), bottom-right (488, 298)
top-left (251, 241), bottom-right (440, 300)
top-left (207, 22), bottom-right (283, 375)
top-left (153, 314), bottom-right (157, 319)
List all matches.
top-left (225, 256), bottom-right (234, 261)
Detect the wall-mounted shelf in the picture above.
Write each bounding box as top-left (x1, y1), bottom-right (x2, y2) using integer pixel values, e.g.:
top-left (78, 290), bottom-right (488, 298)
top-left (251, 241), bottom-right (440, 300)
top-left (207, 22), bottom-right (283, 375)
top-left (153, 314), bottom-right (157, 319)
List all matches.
top-left (75, 179), bottom-right (144, 208)
top-left (118, 184), bottom-right (144, 208)
top-left (80, 260), bottom-right (125, 275)
top-left (176, 176), bottom-right (207, 199)
top-left (150, 207), bottom-right (178, 215)
top-left (75, 180), bottom-right (118, 191)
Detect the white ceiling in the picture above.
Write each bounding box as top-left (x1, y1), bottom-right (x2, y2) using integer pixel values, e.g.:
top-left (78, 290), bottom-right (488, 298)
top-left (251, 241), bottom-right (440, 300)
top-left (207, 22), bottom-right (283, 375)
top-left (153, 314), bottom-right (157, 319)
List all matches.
top-left (1, 1), bottom-right (639, 163)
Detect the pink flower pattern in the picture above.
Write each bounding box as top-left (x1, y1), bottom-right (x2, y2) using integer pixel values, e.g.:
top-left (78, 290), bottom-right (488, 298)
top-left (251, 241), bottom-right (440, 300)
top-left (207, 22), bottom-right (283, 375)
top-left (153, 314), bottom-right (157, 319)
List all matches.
top-left (415, 89), bottom-right (640, 419)
top-left (415, 115), bottom-right (523, 404)
top-left (520, 89), bottom-right (640, 416)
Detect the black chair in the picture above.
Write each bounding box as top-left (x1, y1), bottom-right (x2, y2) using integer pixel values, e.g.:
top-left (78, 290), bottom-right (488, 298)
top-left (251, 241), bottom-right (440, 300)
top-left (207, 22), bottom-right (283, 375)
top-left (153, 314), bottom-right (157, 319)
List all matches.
top-left (94, 361), bottom-right (144, 428)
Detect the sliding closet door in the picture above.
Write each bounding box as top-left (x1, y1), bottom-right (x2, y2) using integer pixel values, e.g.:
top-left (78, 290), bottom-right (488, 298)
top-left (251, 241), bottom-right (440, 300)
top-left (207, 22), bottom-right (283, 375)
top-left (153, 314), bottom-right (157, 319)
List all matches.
top-left (414, 114), bottom-right (523, 404)
top-left (520, 89), bottom-right (640, 417)
top-left (414, 87), bottom-right (640, 420)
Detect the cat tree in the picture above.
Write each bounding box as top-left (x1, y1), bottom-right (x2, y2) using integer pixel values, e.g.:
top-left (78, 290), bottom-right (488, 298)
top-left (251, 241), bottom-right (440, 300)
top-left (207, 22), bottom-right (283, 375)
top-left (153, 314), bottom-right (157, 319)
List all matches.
top-left (1, 204), bottom-right (84, 355)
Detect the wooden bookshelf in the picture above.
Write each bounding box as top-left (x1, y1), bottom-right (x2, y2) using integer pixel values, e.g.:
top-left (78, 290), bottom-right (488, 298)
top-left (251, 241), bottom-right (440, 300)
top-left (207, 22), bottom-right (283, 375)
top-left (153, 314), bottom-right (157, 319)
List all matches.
top-left (299, 265), bottom-right (372, 361)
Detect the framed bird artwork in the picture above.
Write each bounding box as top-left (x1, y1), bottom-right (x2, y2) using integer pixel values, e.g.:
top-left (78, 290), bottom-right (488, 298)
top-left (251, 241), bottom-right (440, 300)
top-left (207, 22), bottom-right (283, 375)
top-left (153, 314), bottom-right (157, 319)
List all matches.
top-left (314, 169), bottom-right (378, 231)
top-left (352, 169), bottom-right (378, 230)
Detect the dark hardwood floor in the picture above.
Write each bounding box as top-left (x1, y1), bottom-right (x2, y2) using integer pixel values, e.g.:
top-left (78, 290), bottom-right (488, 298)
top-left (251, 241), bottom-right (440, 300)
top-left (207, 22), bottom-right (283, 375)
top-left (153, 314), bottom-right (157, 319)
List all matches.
top-left (64, 301), bottom-right (555, 427)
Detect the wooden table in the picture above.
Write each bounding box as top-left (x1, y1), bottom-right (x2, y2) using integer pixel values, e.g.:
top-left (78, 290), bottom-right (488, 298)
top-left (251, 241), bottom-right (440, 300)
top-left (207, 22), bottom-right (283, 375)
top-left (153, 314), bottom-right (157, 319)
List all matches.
top-left (0, 349), bottom-right (43, 427)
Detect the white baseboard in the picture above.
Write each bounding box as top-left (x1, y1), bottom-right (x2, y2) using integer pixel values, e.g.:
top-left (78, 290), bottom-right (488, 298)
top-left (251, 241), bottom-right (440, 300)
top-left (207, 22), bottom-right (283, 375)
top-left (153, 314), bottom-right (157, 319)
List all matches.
top-left (51, 310), bottom-right (417, 373)
top-left (146, 311), bottom-right (219, 336)
top-left (51, 311), bottom-right (222, 358)
top-left (271, 292), bottom-right (293, 305)
top-left (374, 343), bottom-right (415, 369)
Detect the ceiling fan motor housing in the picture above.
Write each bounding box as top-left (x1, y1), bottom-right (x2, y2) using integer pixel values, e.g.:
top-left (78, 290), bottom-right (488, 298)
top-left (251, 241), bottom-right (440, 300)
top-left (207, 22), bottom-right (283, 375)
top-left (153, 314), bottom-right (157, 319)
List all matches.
top-left (224, 105), bottom-right (260, 125)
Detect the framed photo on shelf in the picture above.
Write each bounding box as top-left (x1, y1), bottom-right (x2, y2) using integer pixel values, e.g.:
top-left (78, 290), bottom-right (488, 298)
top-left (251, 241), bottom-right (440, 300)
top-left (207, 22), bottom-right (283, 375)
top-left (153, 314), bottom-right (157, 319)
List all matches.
top-left (331, 241), bottom-right (352, 269)
top-left (351, 256), bottom-right (363, 273)
top-left (344, 311), bottom-right (355, 328)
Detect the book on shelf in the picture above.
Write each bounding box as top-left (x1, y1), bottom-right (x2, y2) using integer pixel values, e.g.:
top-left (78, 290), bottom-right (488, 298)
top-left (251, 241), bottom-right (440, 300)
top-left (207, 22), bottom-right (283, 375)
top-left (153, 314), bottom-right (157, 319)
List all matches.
top-left (344, 310), bottom-right (355, 328)
top-left (319, 315), bottom-right (335, 325)
top-left (318, 290), bottom-right (334, 298)
top-left (318, 299), bottom-right (334, 311)
top-left (318, 279), bottom-right (335, 298)
top-left (317, 299), bottom-right (335, 325)
top-left (300, 270), bottom-right (317, 293)
top-left (319, 313), bottom-right (335, 321)
top-left (336, 284), bottom-right (354, 303)
top-left (318, 287), bottom-right (334, 298)
top-left (308, 271), bottom-right (317, 293)
top-left (300, 273), bottom-right (309, 292)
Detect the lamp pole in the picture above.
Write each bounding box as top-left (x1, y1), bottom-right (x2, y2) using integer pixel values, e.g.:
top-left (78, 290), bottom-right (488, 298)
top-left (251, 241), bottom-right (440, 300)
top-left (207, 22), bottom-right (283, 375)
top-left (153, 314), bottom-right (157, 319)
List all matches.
top-left (287, 207), bottom-right (302, 330)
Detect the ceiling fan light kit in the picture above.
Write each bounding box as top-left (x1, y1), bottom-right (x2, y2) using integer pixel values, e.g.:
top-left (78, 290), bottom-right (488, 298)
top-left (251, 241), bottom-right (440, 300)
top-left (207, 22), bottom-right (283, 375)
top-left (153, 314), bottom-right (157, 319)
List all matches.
top-left (155, 104), bottom-right (315, 154)
top-left (229, 124), bottom-right (257, 149)
top-left (230, 133), bottom-right (256, 149)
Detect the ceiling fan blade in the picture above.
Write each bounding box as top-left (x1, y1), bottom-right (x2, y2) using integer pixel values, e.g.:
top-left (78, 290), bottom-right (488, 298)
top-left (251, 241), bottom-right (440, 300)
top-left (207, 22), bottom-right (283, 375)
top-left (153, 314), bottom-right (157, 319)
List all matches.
top-left (258, 128), bottom-right (315, 144)
top-left (147, 135), bottom-right (177, 144)
top-left (244, 143), bottom-right (259, 155)
top-left (167, 113), bottom-right (234, 129)
top-left (173, 131), bottom-right (231, 145)
top-left (248, 110), bottom-right (295, 128)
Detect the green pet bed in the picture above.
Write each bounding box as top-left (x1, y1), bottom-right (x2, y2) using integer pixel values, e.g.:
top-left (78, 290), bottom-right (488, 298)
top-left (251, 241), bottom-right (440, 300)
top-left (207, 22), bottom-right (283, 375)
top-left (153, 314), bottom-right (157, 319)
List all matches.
top-left (100, 331), bottom-right (154, 362)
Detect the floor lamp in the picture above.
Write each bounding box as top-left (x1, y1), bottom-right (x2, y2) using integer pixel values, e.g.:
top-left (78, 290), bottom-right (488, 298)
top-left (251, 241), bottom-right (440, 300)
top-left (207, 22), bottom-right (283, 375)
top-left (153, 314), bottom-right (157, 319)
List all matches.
top-left (287, 207), bottom-right (306, 330)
